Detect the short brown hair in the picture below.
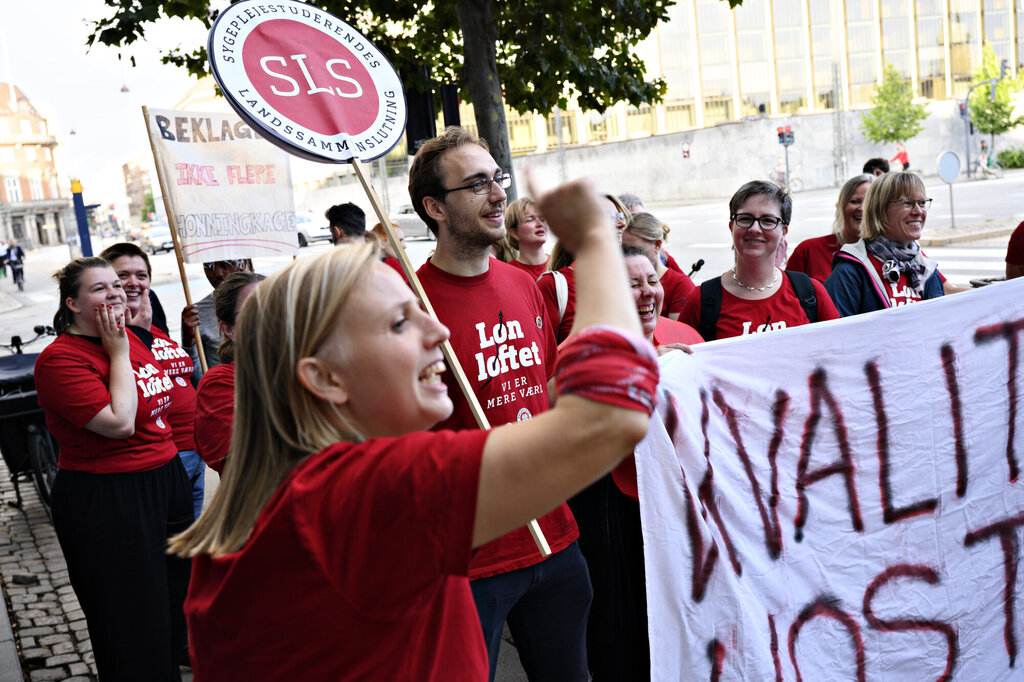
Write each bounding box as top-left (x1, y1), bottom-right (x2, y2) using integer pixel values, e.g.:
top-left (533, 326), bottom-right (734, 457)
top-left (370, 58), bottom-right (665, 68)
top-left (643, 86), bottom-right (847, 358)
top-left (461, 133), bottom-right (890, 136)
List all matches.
top-left (728, 181), bottom-right (792, 226)
top-left (99, 242), bottom-right (152, 276)
top-left (861, 171), bottom-right (926, 241)
top-left (408, 126), bottom-right (488, 237)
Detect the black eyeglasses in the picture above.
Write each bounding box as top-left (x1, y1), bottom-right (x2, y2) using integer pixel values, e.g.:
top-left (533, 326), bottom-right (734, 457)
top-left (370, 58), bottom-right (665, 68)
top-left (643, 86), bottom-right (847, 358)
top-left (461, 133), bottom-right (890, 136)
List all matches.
top-left (438, 172), bottom-right (511, 197)
top-left (731, 213), bottom-right (783, 230)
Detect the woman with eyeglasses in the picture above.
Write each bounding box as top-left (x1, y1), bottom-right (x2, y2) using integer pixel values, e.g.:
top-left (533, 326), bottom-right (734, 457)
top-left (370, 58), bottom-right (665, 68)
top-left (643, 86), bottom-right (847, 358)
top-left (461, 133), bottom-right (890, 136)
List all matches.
top-left (825, 171), bottom-right (944, 317)
top-left (193, 272), bottom-right (265, 474)
top-left (787, 174), bottom-right (874, 282)
top-left (679, 181), bottom-right (839, 341)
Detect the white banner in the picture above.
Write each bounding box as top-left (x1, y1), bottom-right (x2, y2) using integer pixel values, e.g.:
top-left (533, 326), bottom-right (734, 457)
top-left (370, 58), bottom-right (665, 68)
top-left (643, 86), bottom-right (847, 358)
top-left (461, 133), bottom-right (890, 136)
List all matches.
top-left (147, 108), bottom-right (297, 262)
top-left (637, 278), bottom-right (1024, 681)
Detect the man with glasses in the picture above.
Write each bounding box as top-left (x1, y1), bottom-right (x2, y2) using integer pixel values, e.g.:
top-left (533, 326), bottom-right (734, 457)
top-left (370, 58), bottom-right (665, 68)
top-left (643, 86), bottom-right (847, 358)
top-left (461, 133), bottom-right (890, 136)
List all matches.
top-left (410, 127), bottom-right (592, 682)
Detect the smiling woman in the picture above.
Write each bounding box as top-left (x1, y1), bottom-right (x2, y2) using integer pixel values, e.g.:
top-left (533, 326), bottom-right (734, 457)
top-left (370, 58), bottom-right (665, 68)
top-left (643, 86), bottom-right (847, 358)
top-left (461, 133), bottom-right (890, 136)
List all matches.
top-left (679, 180), bottom-right (839, 340)
top-left (825, 171), bottom-right (945, 316)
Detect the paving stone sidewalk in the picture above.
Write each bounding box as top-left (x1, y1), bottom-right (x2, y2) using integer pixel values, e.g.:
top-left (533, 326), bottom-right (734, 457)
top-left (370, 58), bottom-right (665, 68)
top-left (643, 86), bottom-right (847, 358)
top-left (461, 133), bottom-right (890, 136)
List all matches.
top-left (0, 464), bottom-right (95, 681)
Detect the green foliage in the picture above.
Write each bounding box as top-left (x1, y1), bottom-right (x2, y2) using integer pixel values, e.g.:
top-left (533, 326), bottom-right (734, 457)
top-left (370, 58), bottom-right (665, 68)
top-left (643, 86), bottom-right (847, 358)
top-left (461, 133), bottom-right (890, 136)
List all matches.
top-left (859, 62), bottom-right (929, 145)
top-left (142, 191), bottom-right (156, 222)
top-left (86, 0), bottom-right (674, 117)
top-left (996, 147), bottom-right (1024, 168)
top-left (968, 43), bottom-right (1024, 137)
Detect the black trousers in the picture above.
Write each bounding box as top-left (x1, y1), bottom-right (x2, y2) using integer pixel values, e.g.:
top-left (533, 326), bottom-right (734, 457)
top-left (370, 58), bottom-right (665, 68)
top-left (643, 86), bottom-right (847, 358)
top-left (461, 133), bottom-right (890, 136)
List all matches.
top-left (52, 457), bottom-right (193, 681)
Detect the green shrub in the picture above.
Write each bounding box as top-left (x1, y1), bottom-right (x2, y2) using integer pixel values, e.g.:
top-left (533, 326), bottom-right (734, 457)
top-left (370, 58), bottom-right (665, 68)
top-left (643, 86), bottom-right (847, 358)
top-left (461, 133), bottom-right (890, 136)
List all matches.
top-left (996, 147), bottom-right (1024, 168)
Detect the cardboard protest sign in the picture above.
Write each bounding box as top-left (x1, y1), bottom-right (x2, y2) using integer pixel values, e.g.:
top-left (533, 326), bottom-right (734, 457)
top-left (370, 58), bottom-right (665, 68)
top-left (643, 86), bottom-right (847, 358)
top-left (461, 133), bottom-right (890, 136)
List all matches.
top-left (636, 279), bottom-right (1024, 680)
top-left (145, 107), bottom-right (297, 262)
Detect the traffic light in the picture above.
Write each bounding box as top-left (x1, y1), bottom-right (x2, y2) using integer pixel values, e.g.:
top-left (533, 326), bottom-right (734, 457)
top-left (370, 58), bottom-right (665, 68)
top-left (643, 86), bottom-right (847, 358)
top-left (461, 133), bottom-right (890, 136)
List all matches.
top-left (958, 103), bottom-right (968, 118)
top-left (784, 126), bottom-right (794, 145)
top-left (777, 127), bottom-right (785, 144)
top-left (1001, 59), bottom-right (1010, 79)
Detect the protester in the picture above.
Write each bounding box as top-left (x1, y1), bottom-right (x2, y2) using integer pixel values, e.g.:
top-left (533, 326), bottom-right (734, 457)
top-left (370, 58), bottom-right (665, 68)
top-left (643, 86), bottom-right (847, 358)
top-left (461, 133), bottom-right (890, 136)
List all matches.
top-left (603, 193), bottom-right (630, 241)
top-left (101, 242), bottom-right (204, 520)
top-left (369, 221), bottom-right (408, 280)
top-left (680, 181), bottom-right (839, 340)
top-left (192, 272), bottom-right (264, 475)
top-left (863, 158), bottom-right (890, 176)
top-left (171, 174), bottom-right (657, 680)
top-left (622, 212), bottom-right (696, 319)
top-left (411, 127), bottom-right (592, 682)
top-left (788, 174), bottom-right (874, 282)
top-left (890, 142), bottom-right (910, 171)
top-left (325, 202), bottom-right (366, 245)
top-left (34, 257), bottom-right (192, 680)
top-left (181, 258), bottom-right (253, 382)
top-left (825, 171), bottom-right (944, 315)
top-left (0, 238), bottom-right (6, 278)
top-left (572, 245), bottom-right (700, 681)
top-left (503, 197), bottom-right (549, 280)
top-left (1006, 220), bottom-right (1024, 279)
top-left (5, 238), bottom-right (25, 291)
top-left (538, 242), bottom-right (578, 344)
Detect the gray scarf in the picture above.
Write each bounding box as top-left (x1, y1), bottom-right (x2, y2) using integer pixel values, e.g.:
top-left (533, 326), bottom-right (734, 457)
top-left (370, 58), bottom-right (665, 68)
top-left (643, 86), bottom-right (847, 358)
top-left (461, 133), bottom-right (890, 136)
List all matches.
top-left (865, 236), bottom-right (926, 293)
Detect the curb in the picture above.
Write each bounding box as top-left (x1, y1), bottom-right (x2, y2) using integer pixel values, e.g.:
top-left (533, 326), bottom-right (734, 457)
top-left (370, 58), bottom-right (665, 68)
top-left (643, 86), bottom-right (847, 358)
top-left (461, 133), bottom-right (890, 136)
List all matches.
top-left (0, 588), bottom-right (22, 682)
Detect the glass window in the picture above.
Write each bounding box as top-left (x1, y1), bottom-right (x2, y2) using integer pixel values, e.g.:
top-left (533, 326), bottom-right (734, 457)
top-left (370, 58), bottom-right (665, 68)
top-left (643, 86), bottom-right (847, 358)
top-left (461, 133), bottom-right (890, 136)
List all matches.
top-left (24, 146), bottom-right (36, 163)
top-left (774, 0), bottom-right (809, 113)
top-left (949, 0), bottom-right (980, 96)
top-left (0, 147), bottom-right (12, 163)
top-left (846, 0), bottom-right (879, 105)
top-left (736, 0), bottom-right (771, 115)
top-left (545, 110), bottom-right (578, 146)
top-left (29, 178), bottom-right (43, 200)
top-left (916, 1), bottom-right (946, 98)
top-left (0, 119), bottom-right (8, 137)
top-left (19, 120), bottom-right (31, 136)
top-left (5, 177), bottom-right (22, 203)
top-left (626, 105), bottom-right (657, 137)
top-left (984, 0), bottom-right (1012, 62)
top-left (809, 1), bottom-right (838, 111)
top-left (42, 147), bottom-right (51, 162)
top-left (1018, 0), bottom-right (1024, 68)
top-left (658, 0), bottom-right (698, 131)
top-left (697, 0), bottom-right (735, 123)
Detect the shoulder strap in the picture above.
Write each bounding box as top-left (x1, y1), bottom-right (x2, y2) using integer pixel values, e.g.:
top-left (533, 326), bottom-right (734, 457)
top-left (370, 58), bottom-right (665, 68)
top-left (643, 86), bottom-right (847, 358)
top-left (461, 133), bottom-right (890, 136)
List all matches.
top-left (785, 271), bottom-right (817, 323)
top-left (539, 271), bottom-right (568, 324)
top-left (698, 278), bottom-right (723, 342)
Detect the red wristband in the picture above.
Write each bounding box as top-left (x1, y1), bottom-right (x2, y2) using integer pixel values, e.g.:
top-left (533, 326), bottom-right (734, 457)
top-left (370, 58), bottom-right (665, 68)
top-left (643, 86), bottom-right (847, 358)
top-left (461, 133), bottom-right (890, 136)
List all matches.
top-left (554, 326), bottom-right (660, 414)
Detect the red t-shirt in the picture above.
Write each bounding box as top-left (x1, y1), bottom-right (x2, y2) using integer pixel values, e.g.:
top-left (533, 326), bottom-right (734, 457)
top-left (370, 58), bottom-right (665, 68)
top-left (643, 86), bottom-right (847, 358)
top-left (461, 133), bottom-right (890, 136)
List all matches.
top-left (664, 251), bottom-right (683, 273)
top-left (612, 320), bottom-right (703, 500)
top-left (788, 234), bottom-right (842, 282)
top-left (868, 256), bottom-right (927, 308)
top-left (660, 267), bottom-right (696, 317)
top-left (507, 259), bottom-right (548, 281)
top-left (34, 331), bottom-right (177, 473)
top-left (679, 276), bottom-right (840, 340)
top-left (186, 430), bottom-right (489, 681)
top-left (417, 258), bottom-right (578, 579)
top-left (147, 326), bottom-right (196, 452)
top-left (536, 267), bottom-right (577, 344)
top-left (382, 256), bottom-right (409, 283)
top-left (1006, 221), bottom-right (1024, 265)
top-left (193, 362), bottom-right (235, 473)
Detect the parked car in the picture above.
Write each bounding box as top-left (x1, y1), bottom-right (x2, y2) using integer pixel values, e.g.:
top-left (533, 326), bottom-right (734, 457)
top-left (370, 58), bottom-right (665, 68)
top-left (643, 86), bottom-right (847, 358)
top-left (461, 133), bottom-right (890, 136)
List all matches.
top-left (142, 223), bottom-right (175, 254)
top-left (295, 213), bottom-right (332, 247)
top-left (389, 204), bottom-right (434, 241)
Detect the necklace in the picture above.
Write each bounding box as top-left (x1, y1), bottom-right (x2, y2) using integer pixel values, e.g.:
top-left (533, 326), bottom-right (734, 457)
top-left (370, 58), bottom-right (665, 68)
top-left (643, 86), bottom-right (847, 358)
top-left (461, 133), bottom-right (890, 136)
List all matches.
top-left (732, 268), bottom-right (779, 292)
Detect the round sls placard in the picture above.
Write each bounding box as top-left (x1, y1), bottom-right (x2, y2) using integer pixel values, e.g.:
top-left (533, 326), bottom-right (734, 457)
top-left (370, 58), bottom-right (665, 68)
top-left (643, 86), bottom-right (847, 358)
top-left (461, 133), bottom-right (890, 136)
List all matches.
top-left (937, 151), bottom-right (961, 184)
top-left (208, 0), bottom-right (407, 163)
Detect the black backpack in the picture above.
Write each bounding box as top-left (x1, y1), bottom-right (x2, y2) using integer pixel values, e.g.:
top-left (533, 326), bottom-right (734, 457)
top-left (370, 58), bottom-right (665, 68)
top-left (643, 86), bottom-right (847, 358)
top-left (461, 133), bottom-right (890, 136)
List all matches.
top-left (698, 271), bottom-right (818, 341)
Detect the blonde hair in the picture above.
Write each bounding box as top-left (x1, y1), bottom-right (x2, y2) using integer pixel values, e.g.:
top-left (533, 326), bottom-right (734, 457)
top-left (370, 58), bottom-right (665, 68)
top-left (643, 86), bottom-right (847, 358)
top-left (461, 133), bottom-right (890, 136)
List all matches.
top-left (625, 212), bottom-right (669, 246)
top-left (170, 243), bottom-right (379, 557)
top-left (504, 197), bottom-right (536, 251)
top-left (860, 171), bottom-right (926, 241)
top-left (832, 174), bottom-right (873, 242)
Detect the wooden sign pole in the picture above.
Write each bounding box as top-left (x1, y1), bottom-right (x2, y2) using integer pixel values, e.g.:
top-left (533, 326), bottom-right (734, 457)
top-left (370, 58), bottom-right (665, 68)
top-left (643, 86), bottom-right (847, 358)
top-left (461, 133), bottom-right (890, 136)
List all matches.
top-left (350, 159), bottom-right (551, 557)
top-left (142, 106), bottom-right (207, 372)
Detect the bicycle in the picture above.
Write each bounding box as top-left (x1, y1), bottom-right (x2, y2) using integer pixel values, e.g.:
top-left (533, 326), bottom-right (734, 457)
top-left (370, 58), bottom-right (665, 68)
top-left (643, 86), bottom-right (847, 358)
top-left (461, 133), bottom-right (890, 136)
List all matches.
top-left (0, 325), bottom-right (59, 513)
top-left (9, 263), bottom-right (24, 292)
top-left (977, 160), bottom-right (1005, 180)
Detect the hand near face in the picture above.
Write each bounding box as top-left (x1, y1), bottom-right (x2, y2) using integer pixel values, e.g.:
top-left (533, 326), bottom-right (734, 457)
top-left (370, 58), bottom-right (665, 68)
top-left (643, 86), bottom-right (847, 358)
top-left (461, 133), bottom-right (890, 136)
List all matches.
top-left (126, 289), bottom-right (153, 330)
top-left (95, 304), bottom-right (129, 358)
top-left (527, 175), bottom-right (605, 254)
top-left (180, 304), bottom-right (201, 347)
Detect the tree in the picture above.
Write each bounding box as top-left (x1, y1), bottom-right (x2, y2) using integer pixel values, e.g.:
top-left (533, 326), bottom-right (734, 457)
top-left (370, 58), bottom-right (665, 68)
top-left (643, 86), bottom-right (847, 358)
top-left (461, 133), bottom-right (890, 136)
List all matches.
top-left (142, 191), bottom-right (156, 223)
top-left (87, 0), bottom-right (701, 197)
top-left (859, 62), bottom-right (929, 145)
top-left (968, 42), bottom-right (1024, 146)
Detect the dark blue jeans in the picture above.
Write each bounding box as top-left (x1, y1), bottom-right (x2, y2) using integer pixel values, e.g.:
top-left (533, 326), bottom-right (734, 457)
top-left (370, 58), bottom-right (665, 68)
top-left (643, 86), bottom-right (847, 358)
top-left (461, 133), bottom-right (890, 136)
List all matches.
top-left (471, 540), bottom-right (592, 682)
